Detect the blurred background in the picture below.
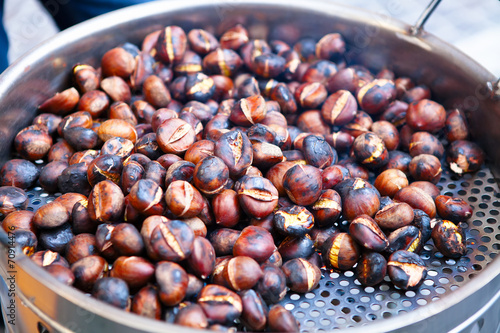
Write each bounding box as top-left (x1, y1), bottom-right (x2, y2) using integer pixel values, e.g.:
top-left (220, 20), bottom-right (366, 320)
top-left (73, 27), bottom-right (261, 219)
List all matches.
top-left (3, 0), bottom-right (500, 76)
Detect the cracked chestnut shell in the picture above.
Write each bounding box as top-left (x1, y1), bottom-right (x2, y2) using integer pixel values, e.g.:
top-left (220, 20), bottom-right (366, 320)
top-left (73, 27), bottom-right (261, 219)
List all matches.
top-left (447, 140), bottom-right (485, 175)
top-left (274, 205), bottom-right (314, 236)
top-left (431, 220), bottom-right (467, 258)
top-left (193, 156), bottom-right (230, 196)
top-left (87, 154), bottom-right (123, 187)
top-left (356, 79), bottom-right (396, 115)
top-left (237, 176), bottom-right (278, 219)
top-left (409, 154), bottom-right (442, 184)
top-left (375, 202), bottom-right (414, 230)
top-left (214, 130), bottom-right (253, 177)
top-left (321, 89), bottom-right (357, 126)
top-left (322, 232), bottom-right (360, 270)
top-left (387, 250), bottom-right (427, 290)
top-left (386, 225), bottom-right (422, 254)
top-left (203, 48), bottom-right (243, 77)
top-left (310, 189), bottom-right (342, 227)
top-left (165, 180), bottom-right (204, 218)
top-left (156, 118), bottom-right (195, 154)
top-left (87, 180), bottom-right (125, 223)
top-left (408, 131), bottom-right (444, 158)
top-left (342, 183), bottom-right (380, 221)
top-left (282, 258), bottom-right (321, 293)
top-left (156, 25), bottom-right (187, 64)
top-left (411, 209), bottom-right (432, 243)
top-left (197, 284), bottom-right (243, 325)
top-left (150, 219), bottom-right (194, 262)
top-left (295, 82), bottom-right (327, 109)
top-left (188, 29), bottom-right (219, 55)
top-left (283, 164), bottom-right (322, 206)
top-left (351, 132), bottom-right (389, 168)
top-left (222, 256), bottom-right (263, 291)
top-left (230, 95), bottom-right (267, 126)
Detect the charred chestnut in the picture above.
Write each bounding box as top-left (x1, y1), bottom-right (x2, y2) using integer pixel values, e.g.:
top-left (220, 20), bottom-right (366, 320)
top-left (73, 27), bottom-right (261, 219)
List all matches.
top-left (387, 250), bottom-right (427, 290)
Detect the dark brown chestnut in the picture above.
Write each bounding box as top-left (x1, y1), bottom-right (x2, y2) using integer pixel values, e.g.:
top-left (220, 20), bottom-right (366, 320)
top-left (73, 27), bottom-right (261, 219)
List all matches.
top-left (150, 219), bottom-right (195, 262)
top-left (356, 252), bottom-right (387, 287)
top-left (322, 232), bottom-right (360, 270)
top-left (435, 195), bottom-right (472, 222)
top-left (222, 256), bottom-right (263, 291)
top-left (254, 264), bottom-right (287, 304)
top-left (309, 189), bottom-right (342, 227)
top-left (387, 250), bottom-right (427, 290)
top-left (281, 258), bottom-right (321, 293)
top-left (431, 220), bottom-right (467, 258)
top-left (409, 154), bottom-right (442, 184)
top-left (394, 186), bottom-right (436, 218)
top-left (406, 99), bottom-right (446, 132)
top-left (283, 164), bottom-right (322, 206)
top-left (233, 226), bottom-right (275, 263)
top-left (268, 305), bottom-right (300, 332)
top-left (447, 140), bottom-right (485, 174)
top-left (197, 284), bottom-right (243, 325)
top-left (349, 215), bottom-right (389, 252)
top-left (237, 176), bottom-right (278, 219)
top-left (92, 277), bottom-right (130, 310)
top-left (156, 261), bottom-right (188, 306)
top-left (386, 225), bottom-right (422, 254)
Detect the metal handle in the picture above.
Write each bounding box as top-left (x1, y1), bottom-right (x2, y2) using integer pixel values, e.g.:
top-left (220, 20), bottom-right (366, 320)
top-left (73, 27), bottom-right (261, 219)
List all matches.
top-left (409, 0), bottom-right (500, 99)
top-left (487, 79), bottom-right (500, 100)
top-left (410, 0), bottom-right (443, 35)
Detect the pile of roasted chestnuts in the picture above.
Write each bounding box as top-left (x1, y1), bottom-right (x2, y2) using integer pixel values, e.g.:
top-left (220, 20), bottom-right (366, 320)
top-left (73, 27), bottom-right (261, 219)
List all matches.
top-left (0, 22), bottom-right (486, 331)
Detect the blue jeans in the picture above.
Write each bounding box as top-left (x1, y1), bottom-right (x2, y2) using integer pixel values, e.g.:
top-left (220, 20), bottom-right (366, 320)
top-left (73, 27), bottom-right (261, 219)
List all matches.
top-left (0, 0), bottom-right (153, 72)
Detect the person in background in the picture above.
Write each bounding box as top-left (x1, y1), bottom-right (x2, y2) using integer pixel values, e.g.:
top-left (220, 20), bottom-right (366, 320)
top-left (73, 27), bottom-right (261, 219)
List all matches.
top-left (0, 0), bottom-right (153, 72)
